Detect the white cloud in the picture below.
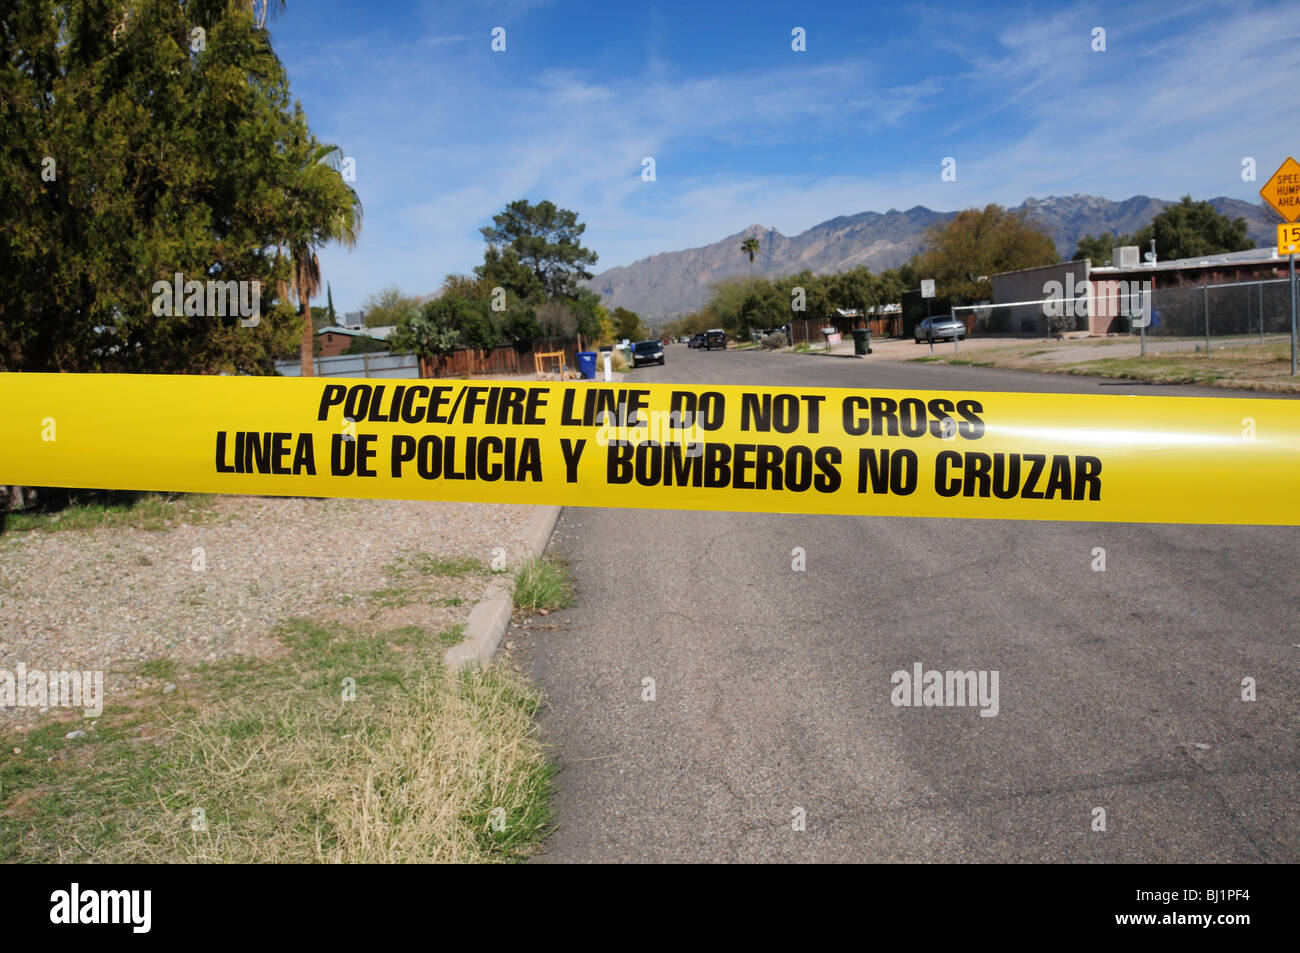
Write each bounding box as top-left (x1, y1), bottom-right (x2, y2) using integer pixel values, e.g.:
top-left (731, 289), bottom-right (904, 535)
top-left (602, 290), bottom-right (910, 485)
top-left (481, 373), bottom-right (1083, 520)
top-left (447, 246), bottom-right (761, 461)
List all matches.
top-left (303, 0), bottom-right (1300, 312)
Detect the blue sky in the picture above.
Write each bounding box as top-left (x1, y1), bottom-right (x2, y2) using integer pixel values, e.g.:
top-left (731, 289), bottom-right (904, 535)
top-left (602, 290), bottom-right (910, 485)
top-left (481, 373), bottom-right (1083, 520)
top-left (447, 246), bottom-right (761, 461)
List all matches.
top-left (271, 0), bottom-right (1300, 315)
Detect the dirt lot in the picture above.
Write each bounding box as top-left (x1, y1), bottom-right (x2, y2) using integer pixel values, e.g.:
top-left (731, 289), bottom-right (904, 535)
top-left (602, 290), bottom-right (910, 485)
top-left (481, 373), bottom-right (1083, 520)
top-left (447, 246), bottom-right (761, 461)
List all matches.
top-left (794, 333), bottom-right (1300, 392)
top-left (0, 494), bottom-right (536, 730)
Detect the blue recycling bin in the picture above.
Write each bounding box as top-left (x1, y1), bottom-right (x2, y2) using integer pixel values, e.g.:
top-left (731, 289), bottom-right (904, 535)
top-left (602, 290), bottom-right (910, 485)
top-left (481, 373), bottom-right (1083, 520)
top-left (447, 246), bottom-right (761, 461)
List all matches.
top-left (577, 351), bottom-right (597, 380)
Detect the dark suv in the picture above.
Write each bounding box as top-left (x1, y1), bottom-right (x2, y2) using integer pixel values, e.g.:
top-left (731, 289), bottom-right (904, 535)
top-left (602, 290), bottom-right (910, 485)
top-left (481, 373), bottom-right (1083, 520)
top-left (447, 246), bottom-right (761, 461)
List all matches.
top-left (704, 329), bottom-right (727, 350)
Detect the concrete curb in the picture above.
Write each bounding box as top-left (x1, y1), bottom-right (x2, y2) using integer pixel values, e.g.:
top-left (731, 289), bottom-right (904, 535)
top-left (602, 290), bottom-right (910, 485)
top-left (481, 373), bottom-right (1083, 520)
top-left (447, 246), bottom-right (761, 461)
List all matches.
top-left (785, 348), bottom-right (868, 361)
top-left (444, 505), bottom-right (562, 669)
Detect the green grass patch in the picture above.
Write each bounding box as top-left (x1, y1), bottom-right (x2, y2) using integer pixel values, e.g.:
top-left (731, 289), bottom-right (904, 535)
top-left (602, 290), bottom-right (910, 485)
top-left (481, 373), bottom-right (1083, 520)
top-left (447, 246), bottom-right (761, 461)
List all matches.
top-left (365, 588), bottom-right (466, 611)
top-left (0, 615), bottom-right (552, 863)
top-left (382, 553), bottom-right (483, 580)
top-left (908, 337), bottom-right (1299, 392)
top-left (1068, 351), bottom-right (1238, 381)
top-left (367, 585), bottom-right (414, 609)
top-left (382, 623), bottom-right (466, 648)
top-left (1045, 341), bottom-right (1295, 389)
top-left (135, 659), bottom-right (179, 681)
top-left (512, 556), bottom-right (575, 613)
top-left (0, 492), bottom-right (215, 538)
top-left (410, 554), bottom-right (483, 577)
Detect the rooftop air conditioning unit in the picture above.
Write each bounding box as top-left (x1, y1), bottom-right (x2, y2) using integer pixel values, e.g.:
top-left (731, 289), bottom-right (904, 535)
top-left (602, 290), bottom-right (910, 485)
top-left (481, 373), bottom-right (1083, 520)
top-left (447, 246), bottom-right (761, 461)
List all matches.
top-left (1114, 245), bottom-right (1140, 269)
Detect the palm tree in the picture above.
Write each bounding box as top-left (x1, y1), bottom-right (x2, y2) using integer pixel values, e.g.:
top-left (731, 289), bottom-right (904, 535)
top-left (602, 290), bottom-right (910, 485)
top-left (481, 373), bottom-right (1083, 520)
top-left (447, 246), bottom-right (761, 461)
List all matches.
top-left (741, 236), bottom-right (760, 278)
top-left (190, 1), bottom-right (287, 31)
top-left (282, 142), bottom-right (363, 375)
top-left (248, 0), bottom-right (285, 28)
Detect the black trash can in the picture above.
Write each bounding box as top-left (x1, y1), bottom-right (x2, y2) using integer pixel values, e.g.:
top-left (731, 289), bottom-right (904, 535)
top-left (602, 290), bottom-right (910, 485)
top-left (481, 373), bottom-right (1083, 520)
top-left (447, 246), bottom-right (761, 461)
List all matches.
top-left (852, 327), bottom-right (872, 355)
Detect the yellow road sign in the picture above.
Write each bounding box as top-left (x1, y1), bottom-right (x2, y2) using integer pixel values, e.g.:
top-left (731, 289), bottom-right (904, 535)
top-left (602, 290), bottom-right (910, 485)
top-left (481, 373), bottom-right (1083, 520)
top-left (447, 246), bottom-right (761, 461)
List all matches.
top-left (1278, 222), bottom-right (1300, 255)
top-left (1260, 157), bottom-right (1300, 222)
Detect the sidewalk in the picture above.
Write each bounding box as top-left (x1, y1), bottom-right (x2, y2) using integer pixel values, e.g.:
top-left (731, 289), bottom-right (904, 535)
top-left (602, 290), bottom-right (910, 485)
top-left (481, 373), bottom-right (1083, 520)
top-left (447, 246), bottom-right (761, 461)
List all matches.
top-left (787, 333), bottom-right (1291, 365)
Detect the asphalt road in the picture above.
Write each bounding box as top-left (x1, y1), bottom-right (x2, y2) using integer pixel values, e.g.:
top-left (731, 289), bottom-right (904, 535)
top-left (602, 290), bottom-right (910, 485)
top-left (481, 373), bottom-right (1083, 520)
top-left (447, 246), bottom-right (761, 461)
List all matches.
top-left (520, 345), bottom-right (1299, 862)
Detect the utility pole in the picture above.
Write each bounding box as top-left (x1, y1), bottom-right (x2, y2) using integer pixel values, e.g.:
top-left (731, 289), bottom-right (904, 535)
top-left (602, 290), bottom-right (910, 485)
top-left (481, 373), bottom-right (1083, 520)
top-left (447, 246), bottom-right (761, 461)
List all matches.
top-left (1142, 239), bottom-right (1156, 357)
top-left (1291, 250), bottom-right (1297, 376)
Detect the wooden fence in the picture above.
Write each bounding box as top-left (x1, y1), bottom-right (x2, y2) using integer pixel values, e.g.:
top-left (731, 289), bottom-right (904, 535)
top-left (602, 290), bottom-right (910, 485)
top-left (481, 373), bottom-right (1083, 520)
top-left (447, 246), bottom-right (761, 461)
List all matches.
top-left (788, 314), bottom-right (902, 346)
top-left (276, 341), bottom-right (581, 379)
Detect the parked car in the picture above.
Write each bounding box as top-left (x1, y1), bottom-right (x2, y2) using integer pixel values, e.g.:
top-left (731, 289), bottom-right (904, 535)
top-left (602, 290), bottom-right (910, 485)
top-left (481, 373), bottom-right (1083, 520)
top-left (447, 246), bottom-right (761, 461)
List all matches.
top-left (689, 333), bottom-right (705, 349)
top-left (914, 315), bottom-right (966, 343)
top-left (704, 329), bottom-right (728, 350)
top-left (631, 340), bottom-right (665, 366)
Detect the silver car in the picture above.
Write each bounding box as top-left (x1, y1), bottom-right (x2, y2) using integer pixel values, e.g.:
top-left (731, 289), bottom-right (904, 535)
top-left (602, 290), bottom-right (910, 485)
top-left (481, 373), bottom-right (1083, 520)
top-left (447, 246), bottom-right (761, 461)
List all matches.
top-left (915, 315), bottom-right (966, 343)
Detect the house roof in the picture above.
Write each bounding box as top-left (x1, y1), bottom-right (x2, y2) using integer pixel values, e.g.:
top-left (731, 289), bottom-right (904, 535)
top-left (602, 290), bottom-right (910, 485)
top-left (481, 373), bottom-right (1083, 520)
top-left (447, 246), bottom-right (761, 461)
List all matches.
top-left (836, 305), bottom-right (902, 317)
top-left (1090, 246), bottom-right (1286, 276)
top-left (317, 325), bottom-right (394, 340)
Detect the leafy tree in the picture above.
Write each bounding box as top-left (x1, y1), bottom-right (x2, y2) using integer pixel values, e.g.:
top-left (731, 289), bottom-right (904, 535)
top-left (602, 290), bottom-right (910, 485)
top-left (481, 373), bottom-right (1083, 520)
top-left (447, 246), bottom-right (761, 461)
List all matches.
top-left (878, 277), bottom-right (906, 310)
top-left (360, 287), bottom-right (420, 328)
top-left (441, 267), bottom-right (539, 349)
top-left (0, 0), bottom-right (351, 375)
top-left (432, 273), bottom-right (547, 351)
top-left (569, 288), bottom-right (607, 343)
top-left (916, 205), bottom-right (1058, 302)
top-left (497, 299), bottom-right (540, 349)
top-left (612, 307), bottom-right (645, 341)
top-left (677, 262), bottom-right (917, 342)
top-left (879, 263), bottom-right (918, 305)
top-left (477, 199), bottom-right (598, 300)
top-left (736, 284), bottom-right (785, 338)
top-left (534, 300), bottom-right (578, 342)
top-left (343, 334), bottom-right (388, 355)
top-left (1134, 196), bottom-right (1253, 260)
top-left (475, 244), bottom-right (545, 304)
top-left (389, 304), bottom-right (460, 378)
top-left (1071, 232), bottom-right (1136, 265)
top-left (699, 277), bottom-right (784, 338)
top-left (774, 271), bottom-right (831, 323)
top-left (591, 302), bottom-right (615, 345)
top-left (827, 267), bottom-right (882, 316)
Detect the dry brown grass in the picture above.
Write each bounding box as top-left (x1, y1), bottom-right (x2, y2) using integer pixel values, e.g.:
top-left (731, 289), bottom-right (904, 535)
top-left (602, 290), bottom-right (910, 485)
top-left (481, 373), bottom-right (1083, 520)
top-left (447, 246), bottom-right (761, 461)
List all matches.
top-left (915, 336), bottom-right (1300, 392)
top-left (2, 619), bottom-right (554, 864)
top-left (119, 665), bottom-right (551, 863)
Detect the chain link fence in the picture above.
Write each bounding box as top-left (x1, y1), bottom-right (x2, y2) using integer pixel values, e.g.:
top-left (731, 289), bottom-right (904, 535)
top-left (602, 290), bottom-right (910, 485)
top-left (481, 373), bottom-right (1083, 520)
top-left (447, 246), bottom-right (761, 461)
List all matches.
top-left (1140, 278), bottom-right (1294, 338)
top-left (958, 277), bottom-right (1296, 338)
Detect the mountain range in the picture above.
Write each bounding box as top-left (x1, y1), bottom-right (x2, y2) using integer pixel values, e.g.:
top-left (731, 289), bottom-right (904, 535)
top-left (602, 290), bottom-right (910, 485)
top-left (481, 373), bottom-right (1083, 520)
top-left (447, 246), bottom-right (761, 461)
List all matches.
top-left (583, 194), bottom-right (1282, 320)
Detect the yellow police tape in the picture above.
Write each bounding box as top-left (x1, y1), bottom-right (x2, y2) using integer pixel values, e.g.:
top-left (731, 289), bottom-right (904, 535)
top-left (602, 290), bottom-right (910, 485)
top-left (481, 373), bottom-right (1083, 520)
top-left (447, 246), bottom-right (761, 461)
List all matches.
top-left (1, 373), bottom-right (1297, 525)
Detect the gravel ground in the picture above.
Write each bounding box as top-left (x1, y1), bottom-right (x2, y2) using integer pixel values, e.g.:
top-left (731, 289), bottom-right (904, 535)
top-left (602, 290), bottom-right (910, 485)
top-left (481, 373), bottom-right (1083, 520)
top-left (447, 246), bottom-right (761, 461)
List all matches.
top-left (0, 495), bottom-right (537, 731)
